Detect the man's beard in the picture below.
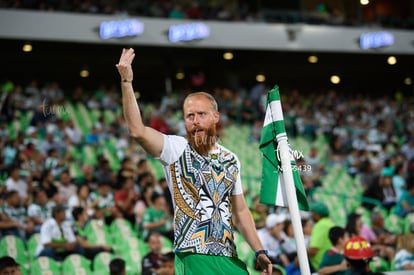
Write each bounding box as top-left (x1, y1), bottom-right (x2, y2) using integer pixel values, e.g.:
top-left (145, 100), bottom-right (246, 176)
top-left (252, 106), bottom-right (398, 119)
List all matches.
top-left (187, 125), bottom-right (217, 156)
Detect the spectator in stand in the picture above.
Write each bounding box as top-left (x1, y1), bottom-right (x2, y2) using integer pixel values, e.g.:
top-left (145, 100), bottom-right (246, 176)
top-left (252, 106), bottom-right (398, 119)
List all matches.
top-left (4, 166), bottom-right (31, 204)
top-left (2, 139), bottom-right (19, 167)
top-left (85, 126), bottom-right (101, 146)
top-left (0, 190), bottom-right (34, 240)
top-left (76, 164), bottom-right (98, 189)
top-left (95, 158), bottom-right (115, 187)
top-left (394, 233), bottom-right (414, 271)
top-left (345, 212), bottom-right (394, 264)
top-left (71, 207), bottom-right (112, 260)
top-left (158, 252), bottom-right (175, 275)
top-left (0, 256), bottom-right (22, 275)
top-left (257, 213), bottom-right (291, 268)
top-left (159, 177), bottom-right (173, 216)
top-left (308, 201), bottom-right (335, 272)
top-left (116, 157), bottom-right (135, 190)
top-left (89, 181), bottom-right (121, 225)
top-left (44, 148), bottom-right (70, 178)
top-left (64, 120), bottom-right (83, 146)
top-left (394, 177), bottom-right (414, 217)
top-left (27, 188), bottom-right (55, 233)
top-left (57, 170), bottom-right (76, 205)
top-left (149, 109), bottom-right (171, 134)
top-left (392, 163), bottom-right (406, 201)
top-left (142, 192), bottom-right (174, 243)
top-left (38, 169), bottom-right (59, 202)
top-left (141, 232), bottom-right (164, 275)
top-left (239, 97), bottom-right (258, 124)
top-left (379, 168), bottom-right (397, 211)
top-left (369, 211), bottom-right (397, 249)
top-left (401, 138), bottom-right (414, 162)
top-left (318, 226), bottom-right (349, 275)
top-left (36, 204), bottom-right (82, 261)
top-left (114, 177), bottom-right (139, 226)
top-left (250, 195), bottom-right (268, 229)
top-left (109, 258), bottom-right (126, 275)
top-left (134, 185), bottom-right (155, 234)
top-left (67, 185), bottom-right (92, 219)
top-left (359, 160), bottom-right (377, 192)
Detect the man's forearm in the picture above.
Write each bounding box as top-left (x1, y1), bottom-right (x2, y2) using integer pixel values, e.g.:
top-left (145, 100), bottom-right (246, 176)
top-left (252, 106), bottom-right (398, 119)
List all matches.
top-left (121, 82), bottom-right (145, 138)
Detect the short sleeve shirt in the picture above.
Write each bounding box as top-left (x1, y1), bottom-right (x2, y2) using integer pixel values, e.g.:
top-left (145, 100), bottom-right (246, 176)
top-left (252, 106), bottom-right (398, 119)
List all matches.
top-left (158, 135), bottom-right (243, 257)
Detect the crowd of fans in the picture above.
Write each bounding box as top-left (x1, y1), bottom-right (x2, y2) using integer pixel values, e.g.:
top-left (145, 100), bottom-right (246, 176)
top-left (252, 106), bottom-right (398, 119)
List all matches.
top-left (1, 0), bottom-right (413, 29)
top-left (0, 78), bottom-right (414, 274)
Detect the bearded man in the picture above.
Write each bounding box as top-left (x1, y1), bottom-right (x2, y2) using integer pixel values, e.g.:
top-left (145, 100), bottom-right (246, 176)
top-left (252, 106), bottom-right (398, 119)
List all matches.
top-left (116, 48), bottom-right (272, 275)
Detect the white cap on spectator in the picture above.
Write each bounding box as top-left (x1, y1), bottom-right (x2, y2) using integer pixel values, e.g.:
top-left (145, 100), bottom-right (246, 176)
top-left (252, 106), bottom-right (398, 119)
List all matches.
top-left (266, 213), bottom-right (286, 229)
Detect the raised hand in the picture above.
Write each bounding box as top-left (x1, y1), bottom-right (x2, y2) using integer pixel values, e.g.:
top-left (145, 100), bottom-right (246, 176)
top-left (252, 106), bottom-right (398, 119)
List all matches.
top-left (116, 48), bottom-right (135, 82)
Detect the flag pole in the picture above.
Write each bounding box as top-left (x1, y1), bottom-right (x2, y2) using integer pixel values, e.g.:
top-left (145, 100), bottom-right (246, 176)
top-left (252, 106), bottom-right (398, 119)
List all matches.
top-left (277, 138), bottom-right (311, 275)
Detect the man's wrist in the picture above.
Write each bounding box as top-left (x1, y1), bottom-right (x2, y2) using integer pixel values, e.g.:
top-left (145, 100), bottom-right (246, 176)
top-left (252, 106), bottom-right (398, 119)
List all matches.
top-left (121, 79), bottom-right (132, 83)
top-left (255, 249), bottom-right (268, 258)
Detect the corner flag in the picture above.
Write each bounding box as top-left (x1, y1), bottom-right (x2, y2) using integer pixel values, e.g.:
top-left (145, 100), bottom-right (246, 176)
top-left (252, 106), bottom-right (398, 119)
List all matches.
top-left (259, 85), bottom-right (309, 211)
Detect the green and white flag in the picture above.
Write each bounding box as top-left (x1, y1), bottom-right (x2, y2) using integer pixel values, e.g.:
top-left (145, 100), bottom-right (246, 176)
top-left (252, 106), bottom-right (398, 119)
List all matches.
top-left (259, 85), bottom-right (309, 211)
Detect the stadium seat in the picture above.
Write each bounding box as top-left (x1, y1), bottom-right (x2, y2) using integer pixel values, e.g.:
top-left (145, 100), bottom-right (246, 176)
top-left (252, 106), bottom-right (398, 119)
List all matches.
top-left (109, 218), bottom-right (134, 239)
top-left (369, 256), bottom-right (390, 273)
top-left (0, 235), bottom-right (28, 269)
top-left (26, 233), bottom-right (41, 260)
top-left (61, 254), bottom-right (92, 275)
top-left (403, 213), bottom-right (414, 233)
top-left (84, 219), bottom-right (112, 246)
top-left (30, 256), bottom-right (61, 275)
top-left (92, 251), bottom-right (115, 274)
top-left (384, 213), bottom-right (404, 234)
top-left (160, 235), bottom-right (173, 253)
top-left (122, 250), bottom-right (142, 275)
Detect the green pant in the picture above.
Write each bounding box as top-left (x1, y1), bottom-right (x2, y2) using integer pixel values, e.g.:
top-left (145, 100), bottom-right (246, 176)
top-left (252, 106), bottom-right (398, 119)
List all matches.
top-left (175, 252), bottom-right (249, 275)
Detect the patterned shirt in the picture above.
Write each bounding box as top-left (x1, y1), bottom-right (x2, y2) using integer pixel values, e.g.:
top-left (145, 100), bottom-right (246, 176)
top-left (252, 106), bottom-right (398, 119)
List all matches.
top-left (1, 203), bottom-right (27, 225)
top-left (159, 135), bottom-right (243, 257)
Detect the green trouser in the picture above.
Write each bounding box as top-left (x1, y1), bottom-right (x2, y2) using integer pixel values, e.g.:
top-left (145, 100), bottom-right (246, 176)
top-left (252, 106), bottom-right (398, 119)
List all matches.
top-left (175, 252), bottom-right (249, 275)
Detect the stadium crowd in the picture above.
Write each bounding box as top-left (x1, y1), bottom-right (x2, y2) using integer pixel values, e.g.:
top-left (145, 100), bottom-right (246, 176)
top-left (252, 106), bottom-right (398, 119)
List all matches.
top-left (1, 0), bottom-right (414, 29)
top-left (0, 78), bottom-right (414, 274)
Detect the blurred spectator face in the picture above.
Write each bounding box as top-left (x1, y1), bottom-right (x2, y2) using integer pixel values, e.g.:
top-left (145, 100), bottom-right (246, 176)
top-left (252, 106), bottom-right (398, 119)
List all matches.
top-left (98, 184), bottom-right (110, 196)
top-left (122, 178), bottom-right (134, 192)
top-left (78, 185), bottom-right (89, 199)
top-left (60, 172), bottom-right (71, 186)
top-left (154, 196), bottom-right (166, 211)
top-left (36, 190), bottom-right (48, 206)
top-left (44, 170), bottom-right (54, 182)
top-left (0, 266), bottom-right (21, 275)
top-left (148, 233), bottom-right (162, 254)
top-left (7, 192), bottom-right (21, 207)
top-left (82, 164), bottom-right (93, 177)
top-left (10, 168), bottom-right (20, 180)
top-left (269, 222), bottom-right (285, 236)
top-left (302, 219), bottom-right (314, 236)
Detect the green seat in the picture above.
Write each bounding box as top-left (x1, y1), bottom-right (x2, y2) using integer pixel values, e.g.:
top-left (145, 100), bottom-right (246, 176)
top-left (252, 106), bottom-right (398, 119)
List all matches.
top-left (113, 236), bottom-right (142, 255)
top-left (61, 254), bottom-right (92, 274)
top-left (123, 250), bottom-right (142, 275)
top-left (385, 213), bottom-right (404, 234)
top-left (0, 235), bottom-right (28, 269)
top-left (369, 256), bottom-right (390, 272)
top-left (109, 218), bottom-right (134, 239)
top-left (84, 219), bottom-right (112, 246)
top-left (26, 233), bottom-right (41, 260)
top-left (403, 213), bottom-right (413, 233)
top-left (160, 235), bottom-right (173, 253)
top-left (30, 256), bottom-right (61, 275)
top-left (92, 251), bottom-right (115, 274)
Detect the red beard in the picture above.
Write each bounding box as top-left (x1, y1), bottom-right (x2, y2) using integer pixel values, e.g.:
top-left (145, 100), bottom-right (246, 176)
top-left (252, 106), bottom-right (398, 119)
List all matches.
top-left (187, 125), bottom-right (217, 156)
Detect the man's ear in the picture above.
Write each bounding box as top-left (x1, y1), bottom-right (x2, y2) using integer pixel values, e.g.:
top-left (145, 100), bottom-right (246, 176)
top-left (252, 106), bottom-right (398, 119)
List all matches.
top-left (213, 112), bottom-right (220, 124)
